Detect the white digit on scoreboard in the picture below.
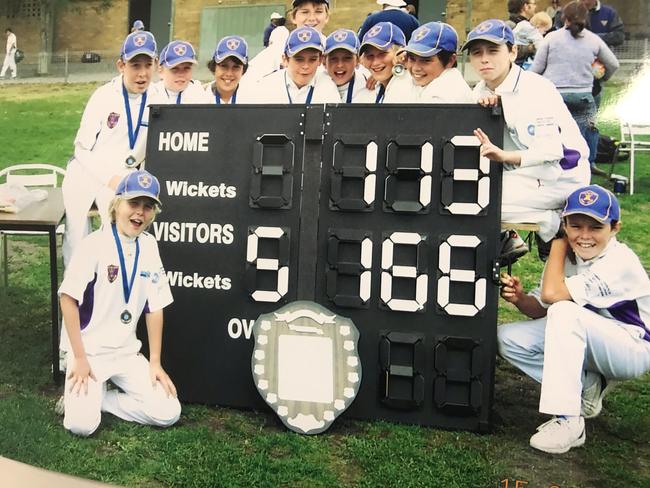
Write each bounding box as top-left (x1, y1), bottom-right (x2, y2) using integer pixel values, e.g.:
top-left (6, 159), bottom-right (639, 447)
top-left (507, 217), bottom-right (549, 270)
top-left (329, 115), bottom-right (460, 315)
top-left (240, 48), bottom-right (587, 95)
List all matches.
top-left (246, 226), bottom-right (289, 303)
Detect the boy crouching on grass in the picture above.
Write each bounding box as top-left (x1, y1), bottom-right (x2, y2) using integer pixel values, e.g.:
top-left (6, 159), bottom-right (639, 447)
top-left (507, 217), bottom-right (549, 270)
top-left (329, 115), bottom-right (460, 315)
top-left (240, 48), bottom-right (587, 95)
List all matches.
top-left (499, 185), bottom-right (650, 454)
top-left (58, 170), bottom-right (180, 436)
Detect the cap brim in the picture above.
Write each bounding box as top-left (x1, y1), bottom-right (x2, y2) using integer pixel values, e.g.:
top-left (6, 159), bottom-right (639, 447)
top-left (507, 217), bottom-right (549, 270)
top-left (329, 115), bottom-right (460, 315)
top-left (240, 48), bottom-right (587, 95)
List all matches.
top-left (461, 36), bottom-right (508, 51)
top-left (401, 45), bottom-right (444, 57)
top-left (121, 191), bottom-right (162, 207)
top-left (164, 57), bottom-right (198, 68)
top-left (124, 49), bottom-right (157, 61)
top-left (287, 44), bottom-right (324, 56)
top-left (324, 45), bottom-right (358, 55)
top-left (561, 209), bottom-right (612, 224)
top-left (214, 53), bottom-right (248, 64)
top-left (359, 40), bottom-right (392, 54)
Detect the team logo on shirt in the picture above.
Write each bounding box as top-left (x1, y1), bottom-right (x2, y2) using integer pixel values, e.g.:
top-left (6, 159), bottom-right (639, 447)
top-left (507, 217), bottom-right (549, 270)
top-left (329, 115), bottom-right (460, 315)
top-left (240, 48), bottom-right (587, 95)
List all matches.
top-left (367, 25), bottom-right (382, 38)
top-left (475, 21), bottom-right (493, 34)
top-left (107, 112), bottom-right (120, 129)
top-left (579, 190), bottom-right (599, 206)
top-left (173, 43), bottom-right (187, 56)
top-left (138, 173), bottom-right (152, 188)
top-left (333, 31), bottom-right (348, 43)
top-left (297, 29), bottom-right (312, 42)
top-left (413, 27), bottom-right (429, 42)
top-left (226, 38), bottom-right (240, 51)
top-left (107, 265), bottom-right (119, 283)
top-left (134, 34), bottom-right (147, 47)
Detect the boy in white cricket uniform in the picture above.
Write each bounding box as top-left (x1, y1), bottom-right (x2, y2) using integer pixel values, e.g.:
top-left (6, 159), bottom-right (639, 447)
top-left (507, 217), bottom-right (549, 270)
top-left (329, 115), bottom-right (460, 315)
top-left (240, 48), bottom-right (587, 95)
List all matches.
top-left (359, 22), bottom-right (413, 104)
top-left (1, 28), bottom-right (17, 79)
top-left (205, 35), bottom-right (249, 105)
top-left (499, 185), bottom-right (650, 454)
top-left (62, 31), bottom-right (162, 267)
top-left (243, 26), bottom-right (339, 104)
top-left (463, 20), bottom-right (590, 246)
top-left (322, 29), bottom-right (374, 103)
top-left (153, 40), bottom-right (206, 104)
top-left (397, 22), bottom-right (473, 104)
top-left (59, 170), bottom-right (181, 437)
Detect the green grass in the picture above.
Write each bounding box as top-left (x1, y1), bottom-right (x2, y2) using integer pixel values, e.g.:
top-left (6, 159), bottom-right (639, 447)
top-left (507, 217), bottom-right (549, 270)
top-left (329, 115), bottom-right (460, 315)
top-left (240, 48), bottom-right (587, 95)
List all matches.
top-left (0, 82), bottom-right (649, 487)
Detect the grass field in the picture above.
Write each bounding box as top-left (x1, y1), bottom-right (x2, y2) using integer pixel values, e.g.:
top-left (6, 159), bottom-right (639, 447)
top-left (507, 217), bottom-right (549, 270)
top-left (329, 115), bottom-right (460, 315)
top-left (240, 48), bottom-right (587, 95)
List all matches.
top-left (0, 82), bottom-right (649, 488)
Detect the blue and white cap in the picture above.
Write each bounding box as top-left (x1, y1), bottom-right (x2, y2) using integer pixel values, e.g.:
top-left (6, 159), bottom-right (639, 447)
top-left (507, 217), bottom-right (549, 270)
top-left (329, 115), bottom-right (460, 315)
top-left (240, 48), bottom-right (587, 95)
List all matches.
top-left (285, 26), bottom-right (324, 56)
top-left (359, 22), bottom-right (406, 54)
top-left (160, 40), bottom-right (197, 68)
top-left (121, 31), bottom-right (157, 61)
top-left (462, 19), bottom-right (515, 51)
top-left (325, 29), bottom-right (360, 55)
top-left (132, 19), bottom-right (145, 31)
top-left (213, 35), bottom-right (249, 64)
top-left (402, 22), bottom-right (458, 57)
top-left (562, 185), bottom-right (620, 224)
top-left (292, 0), bottom-right (329, 7)
top-left (116, 170), bottom-right (162, 206)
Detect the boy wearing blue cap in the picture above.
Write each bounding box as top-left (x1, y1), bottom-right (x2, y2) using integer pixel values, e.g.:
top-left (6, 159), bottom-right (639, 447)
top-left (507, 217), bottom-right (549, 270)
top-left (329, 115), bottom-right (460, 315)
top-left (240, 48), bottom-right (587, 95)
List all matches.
top-left (247, 26), bottom-right (339, 104)
top-left (462, 19), bottom-right (590, 258)
top-left (359, 22), bottom-right (412, 103)
top-left (398, 21), bottom-right (473, 103)
top-left (206, 35), bottom-right (249, 104)
top-left (59, 169), bottom-right (181, 436)
top-left (323, 29), bottom-right (374, 103)
top-left (154, 40), bottom-right (206, 104)
top-left (499, 185), bottom-right (650, 454)
top-left (62, 30), bottom-right (162, 267)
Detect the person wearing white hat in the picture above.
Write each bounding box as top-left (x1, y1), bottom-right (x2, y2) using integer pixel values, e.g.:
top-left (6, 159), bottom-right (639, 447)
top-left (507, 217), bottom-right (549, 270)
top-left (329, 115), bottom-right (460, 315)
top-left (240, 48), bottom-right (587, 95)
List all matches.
top-left (358, 0), bottom-right (420, 43)
top-left (59, 169), bottom-right (181, 437)
top-left (244, 26), bottom-right (339, 104)
top-left (263, 12), bottom-right (285, 48)
top-left (62, 31), bottom-right (162, 267)
top-left (153, 40), bottom-right (206, 104)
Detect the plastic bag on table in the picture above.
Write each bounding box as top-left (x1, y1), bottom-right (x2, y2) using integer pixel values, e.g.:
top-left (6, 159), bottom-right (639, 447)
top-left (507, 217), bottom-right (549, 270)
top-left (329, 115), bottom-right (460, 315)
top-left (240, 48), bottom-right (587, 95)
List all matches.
top-left (0, 183), bottom-right (48, 213)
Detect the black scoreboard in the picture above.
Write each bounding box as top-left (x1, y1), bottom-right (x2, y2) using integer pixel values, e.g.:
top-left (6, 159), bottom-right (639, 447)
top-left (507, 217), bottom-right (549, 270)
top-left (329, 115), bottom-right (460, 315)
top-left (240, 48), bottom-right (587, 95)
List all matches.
top-left (145, 104), bottom-right (503, 432)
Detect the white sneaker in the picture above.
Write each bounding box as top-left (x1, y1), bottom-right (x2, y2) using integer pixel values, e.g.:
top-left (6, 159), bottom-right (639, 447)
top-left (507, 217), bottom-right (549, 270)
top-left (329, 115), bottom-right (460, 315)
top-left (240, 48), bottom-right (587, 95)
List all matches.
top-left (499, 230), bottom-right (529, 266)
top-left (581, 372), bottom-right (616, 419)
top-left (529, 416), bottom-right (585, 454)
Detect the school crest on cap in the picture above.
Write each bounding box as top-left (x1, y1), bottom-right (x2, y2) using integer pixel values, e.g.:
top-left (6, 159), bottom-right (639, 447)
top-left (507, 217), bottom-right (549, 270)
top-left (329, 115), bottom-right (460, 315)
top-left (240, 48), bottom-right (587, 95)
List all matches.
top-left (297, 29), bottom-right (312, 42)
top-left (226, 38), bottom-right (240, 50)
top-left (173, 43), bottom-right (187, 56)
top-left (413, 26), bottom-right (429, 42)
top-left (134, 34), bottom-right (147, 47)
top-left (579, 190), bottom-right (599, 206)
top-left (367, 25), bottom-right (383, 38)
top-left (333, 30), bottom-right (348, 42)
top-left (107, 112), bottom-right (120, 129)
top-left (475, 21), bottom-right (493, 34)
top-left (107, 265), bottom-right (119, 283)
top-left (138, 173), bottom-right (152, 188)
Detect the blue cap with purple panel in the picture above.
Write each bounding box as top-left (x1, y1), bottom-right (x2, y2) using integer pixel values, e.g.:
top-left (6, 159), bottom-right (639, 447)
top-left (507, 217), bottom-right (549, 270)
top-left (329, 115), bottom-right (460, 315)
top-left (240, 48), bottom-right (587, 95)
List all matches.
top-left (325, 29), bottom-right (360, 55)
top-left (461, 19), bottom-right (515, 51)
top-left (562, 185), bottom-right (620, 223)
top-left (160, 40), bottom-right (197, 68)
top-left (359, 22), bottom-right (406, 55)
top-left (116, 170), bottom-right (162, 206)
top-left (285, 26), bottom-right (324, 56)
top-left (402, 22), bottom-right (458, 57)
top-left (213, 35), bottom-right (249, 64)
top-left (121, 31), bottom-right (157, 61)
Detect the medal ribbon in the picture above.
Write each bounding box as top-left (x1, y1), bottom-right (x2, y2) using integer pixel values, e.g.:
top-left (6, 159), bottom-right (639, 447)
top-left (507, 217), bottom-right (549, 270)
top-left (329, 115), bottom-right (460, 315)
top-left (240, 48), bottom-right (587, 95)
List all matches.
top-left (346, 76), bottom-right (355, 104)
top-left (215, 86), bottom-right (238, 104)
top-left (375, 83), bottom-right (386, 104)
top-left (285, 71), bottom-right (314, 104)
top-left (122, 83), bottom-right (148, 150)
top-left (111, 223), bottom-right (140, 306)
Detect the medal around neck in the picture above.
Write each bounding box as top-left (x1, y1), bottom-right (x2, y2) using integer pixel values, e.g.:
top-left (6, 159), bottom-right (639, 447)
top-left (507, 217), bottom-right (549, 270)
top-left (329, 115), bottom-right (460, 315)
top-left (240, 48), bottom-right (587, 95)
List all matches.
top-left (120, 309), bottom-right (132, 324)
top-left (392, 63), bottom-right (406, 77)
top-left (125, 155), bottom-right (137, 168)
top-left (251, 301), bottom-right (361, 435)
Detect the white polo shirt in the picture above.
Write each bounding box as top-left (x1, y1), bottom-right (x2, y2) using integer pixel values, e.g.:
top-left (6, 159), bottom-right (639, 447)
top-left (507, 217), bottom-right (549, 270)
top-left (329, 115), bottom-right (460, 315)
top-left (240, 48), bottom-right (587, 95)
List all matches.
top-left (529, 238), bottom-right (650, 341)
top-left (152, 79), bottom-right (209, 104)
top-left (242, 69), bottom-right (341, 104)
top-left (326, 70), bottom-right (375, 103)
top-left (395, 68), bottom-right (474, 104)
top-left (59, 226), bottom-right (173, 356)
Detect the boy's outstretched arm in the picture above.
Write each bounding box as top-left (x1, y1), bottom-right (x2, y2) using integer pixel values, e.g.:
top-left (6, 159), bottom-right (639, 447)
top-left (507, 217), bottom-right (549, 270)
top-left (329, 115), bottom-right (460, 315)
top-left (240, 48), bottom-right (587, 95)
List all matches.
top-left (541, 238), bottom-right (572, 303)
top-left (145, 309), bottom-right (177, 398)
top-left (500, 273), bottom-right (547, 319)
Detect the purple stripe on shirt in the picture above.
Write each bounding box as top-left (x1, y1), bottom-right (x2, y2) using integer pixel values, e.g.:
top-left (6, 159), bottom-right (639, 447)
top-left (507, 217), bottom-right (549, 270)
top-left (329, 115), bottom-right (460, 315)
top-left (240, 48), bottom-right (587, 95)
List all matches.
top-left (608, 300), bottom-right (650, 341)
top-left (143, 300), bottom-right (150, 314)
top-left (559, 146), bottom-right (580, 170)
top-left (78, 273), bottom-right (97, 331)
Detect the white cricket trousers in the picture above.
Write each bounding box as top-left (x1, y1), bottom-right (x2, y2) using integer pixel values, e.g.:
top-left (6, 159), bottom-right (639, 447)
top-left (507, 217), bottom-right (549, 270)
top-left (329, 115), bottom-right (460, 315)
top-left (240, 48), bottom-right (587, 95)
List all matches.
top-left (498, 301), bottom-right (650, 416)
top-left (63, 352), bottom-right (181, 437)
top-left (1, 51), bottom-right (16, 78)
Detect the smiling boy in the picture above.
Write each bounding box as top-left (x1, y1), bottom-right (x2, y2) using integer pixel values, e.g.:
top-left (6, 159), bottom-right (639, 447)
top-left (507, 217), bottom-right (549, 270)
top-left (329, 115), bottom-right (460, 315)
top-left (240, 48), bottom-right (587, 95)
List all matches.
top-left (323, 28), bottom-right (374, 103)
top-left (498, 185), bottom-right (650, 454)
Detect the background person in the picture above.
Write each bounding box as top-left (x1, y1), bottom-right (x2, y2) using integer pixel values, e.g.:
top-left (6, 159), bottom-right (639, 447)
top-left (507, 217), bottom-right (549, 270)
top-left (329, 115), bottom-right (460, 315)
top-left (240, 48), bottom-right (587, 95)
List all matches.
top-left (530, 1), bottom-right (618, 176)
top-left (358, 0), bottom-right (420, 43)
top-left (507, 0), bottom-right (543, 67)
top-left (1, 28), bottom-right (17, 79)
top-left (263, 12), bottom-right (284, 47)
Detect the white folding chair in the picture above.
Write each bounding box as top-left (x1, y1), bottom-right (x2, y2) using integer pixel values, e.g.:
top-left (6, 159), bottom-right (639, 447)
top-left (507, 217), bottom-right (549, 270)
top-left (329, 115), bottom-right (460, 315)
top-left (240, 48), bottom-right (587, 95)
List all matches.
top-left (619, 120), bottom-right (650, 195)
top-left (0, 164), bottom-right (66, 287)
